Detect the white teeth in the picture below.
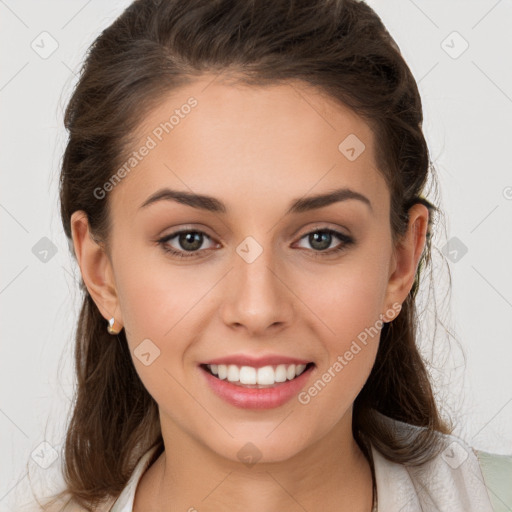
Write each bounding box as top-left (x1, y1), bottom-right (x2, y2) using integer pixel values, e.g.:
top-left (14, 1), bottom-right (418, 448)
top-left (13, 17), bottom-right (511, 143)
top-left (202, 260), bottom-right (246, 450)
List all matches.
top-left (274, 364), bottom-right (287, 383)
top-left (258, 366), bottom-right (276, 385)
top-left (206, 363), bottom-right (309, 386)
top-left (227, 365), bottom-right (239, 382)
top-left (295, 364), bottom-right (306, 376)
top-left (217, 364), bottom-right (227, 380)
top-left (239, 366), bottom-right (257, 384)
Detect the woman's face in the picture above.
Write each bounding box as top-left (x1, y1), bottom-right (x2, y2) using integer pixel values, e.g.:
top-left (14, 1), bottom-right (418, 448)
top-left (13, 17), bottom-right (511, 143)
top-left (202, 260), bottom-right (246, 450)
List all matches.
top-left (72, 75), bottom-right (426, 463)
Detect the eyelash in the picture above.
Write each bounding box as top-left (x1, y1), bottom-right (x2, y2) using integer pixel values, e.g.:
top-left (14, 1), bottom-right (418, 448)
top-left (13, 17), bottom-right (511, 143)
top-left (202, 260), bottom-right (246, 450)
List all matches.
top-left (157, 227), bottom-right (354, 260)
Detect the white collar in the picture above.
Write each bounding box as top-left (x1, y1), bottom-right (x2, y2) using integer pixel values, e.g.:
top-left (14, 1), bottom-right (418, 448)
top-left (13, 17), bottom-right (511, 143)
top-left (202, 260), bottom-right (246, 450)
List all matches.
top-left (109, 417), bottom-right (494, 512)
top-left (370, 417), bottom-right (494, 511)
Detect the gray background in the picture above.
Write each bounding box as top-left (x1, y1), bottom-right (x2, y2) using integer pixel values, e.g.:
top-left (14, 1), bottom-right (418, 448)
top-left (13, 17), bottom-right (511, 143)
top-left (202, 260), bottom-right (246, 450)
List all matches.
top-left (1, 0), bottom-right (511, 509)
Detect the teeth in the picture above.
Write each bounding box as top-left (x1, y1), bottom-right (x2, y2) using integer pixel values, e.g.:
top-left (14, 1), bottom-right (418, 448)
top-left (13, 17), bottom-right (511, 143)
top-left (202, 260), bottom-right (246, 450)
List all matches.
top-left (286, 364), bottom-right (296, 380)
top-left (239, 366), bottom-right (256, 384)
top-left (206, 363), bottom-right (308, 386)
top-left (217, 364), bottom-right (227, 380)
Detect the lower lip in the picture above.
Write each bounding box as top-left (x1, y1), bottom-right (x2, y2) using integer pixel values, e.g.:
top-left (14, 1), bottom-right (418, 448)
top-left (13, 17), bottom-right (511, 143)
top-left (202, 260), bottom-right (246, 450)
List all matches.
top-left (199, 364), bottom-right (315, 409)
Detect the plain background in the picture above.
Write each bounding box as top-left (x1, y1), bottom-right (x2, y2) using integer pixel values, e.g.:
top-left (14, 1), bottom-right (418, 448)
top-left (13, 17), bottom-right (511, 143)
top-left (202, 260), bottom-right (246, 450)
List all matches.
top-left (1, 0), bottom-right (511, 509)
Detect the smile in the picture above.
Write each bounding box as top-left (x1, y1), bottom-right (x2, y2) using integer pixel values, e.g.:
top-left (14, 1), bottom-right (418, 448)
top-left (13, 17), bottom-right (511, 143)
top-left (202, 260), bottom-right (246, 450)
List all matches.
top-left (202, 363), bottom-right (312, 388)
top-left (199, 361), bottom-right (316, 409)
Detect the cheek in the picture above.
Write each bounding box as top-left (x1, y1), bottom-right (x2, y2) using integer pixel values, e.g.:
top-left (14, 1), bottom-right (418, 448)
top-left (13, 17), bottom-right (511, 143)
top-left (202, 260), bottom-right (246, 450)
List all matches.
top-left (114, 259), bottom-right (209, 403)
top-left (300, 251), bottom-right (390, 337)
top-left (296, 277), bottom-right (383, 428)
top-left (294, 252), bottom-right (389, 412)
top-left (115, 249), bottom-right (210, 340)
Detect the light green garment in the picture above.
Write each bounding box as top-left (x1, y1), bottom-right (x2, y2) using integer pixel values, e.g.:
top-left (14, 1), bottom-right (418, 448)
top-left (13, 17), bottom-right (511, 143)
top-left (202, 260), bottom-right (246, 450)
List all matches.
top-left (476, 449), bottom-right (512, 512)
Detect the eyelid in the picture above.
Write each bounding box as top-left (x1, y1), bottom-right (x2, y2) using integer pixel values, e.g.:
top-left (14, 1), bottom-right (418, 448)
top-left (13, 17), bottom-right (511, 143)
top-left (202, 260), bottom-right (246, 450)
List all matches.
top-left (292, 226), bottom-right (353, 253)
top-left (157, 224), bottom-right (218, 242)
top-left (157, 222), bottom-right (350, 245)
top-left (294, 222), bottom-right (351, 239)
top-left (157, 223), bottom-right (354, 260)
top-left (158, 228), bottom-right (219, 249)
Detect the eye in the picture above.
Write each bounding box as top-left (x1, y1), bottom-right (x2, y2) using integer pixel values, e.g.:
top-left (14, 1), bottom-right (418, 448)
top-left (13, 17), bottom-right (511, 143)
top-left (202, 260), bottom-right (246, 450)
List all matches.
top-left (295, 228), bottom-right (354, 257)
top-left (157, 229), bottom-right (218, 259)
top-left (157, 226), bottom-right (354, 260)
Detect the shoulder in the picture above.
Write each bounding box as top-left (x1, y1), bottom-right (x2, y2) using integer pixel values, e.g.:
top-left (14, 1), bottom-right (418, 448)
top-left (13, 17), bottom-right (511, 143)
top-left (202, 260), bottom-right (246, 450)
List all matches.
top-left (370, 413), bottom-right (512, 511)
top-left (14, 446), bottom-right (160, 512)
top-left (14, 496), bottom-right (116, 512)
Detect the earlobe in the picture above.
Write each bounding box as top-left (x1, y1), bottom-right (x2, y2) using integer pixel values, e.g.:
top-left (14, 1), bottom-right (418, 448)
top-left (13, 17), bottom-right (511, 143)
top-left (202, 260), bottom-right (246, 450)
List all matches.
top-left (384, 203), bottom-right (429, 310)
top-left (70, 211), bottom-right (123, 328)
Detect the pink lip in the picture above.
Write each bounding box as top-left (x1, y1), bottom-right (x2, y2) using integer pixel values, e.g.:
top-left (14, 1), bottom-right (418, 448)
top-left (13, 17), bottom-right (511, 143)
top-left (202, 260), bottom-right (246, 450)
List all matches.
top-left (199, 363), bottom-right (315, 409)
top-left (201, 354), bottom-right (312, 368)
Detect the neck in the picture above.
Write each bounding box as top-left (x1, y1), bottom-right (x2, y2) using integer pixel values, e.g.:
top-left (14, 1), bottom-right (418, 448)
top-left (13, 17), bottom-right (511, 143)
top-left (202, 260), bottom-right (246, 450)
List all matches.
top-left (135, 413), bottom-right (375, 512)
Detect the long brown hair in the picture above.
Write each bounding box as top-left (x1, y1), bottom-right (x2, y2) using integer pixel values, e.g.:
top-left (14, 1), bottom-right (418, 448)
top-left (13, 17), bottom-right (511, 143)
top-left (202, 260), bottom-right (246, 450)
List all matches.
top-left (34, 0), bottom-right (455, 509)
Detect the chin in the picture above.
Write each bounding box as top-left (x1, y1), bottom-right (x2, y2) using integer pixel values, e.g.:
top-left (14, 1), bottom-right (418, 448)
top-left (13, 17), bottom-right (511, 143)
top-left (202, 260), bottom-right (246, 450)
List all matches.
top-left (207, 433), bottom-right (311, 467)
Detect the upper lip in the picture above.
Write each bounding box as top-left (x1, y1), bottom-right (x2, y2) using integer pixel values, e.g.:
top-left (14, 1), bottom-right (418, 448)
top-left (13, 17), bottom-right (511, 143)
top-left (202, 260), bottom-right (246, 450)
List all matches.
top-left (201, 354), bottom-right (313, 368)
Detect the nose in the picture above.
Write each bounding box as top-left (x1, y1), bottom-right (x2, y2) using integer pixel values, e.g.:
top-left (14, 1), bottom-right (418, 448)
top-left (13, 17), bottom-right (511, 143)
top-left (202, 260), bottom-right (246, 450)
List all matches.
top-left (220, 242), bottom-right (295, 336)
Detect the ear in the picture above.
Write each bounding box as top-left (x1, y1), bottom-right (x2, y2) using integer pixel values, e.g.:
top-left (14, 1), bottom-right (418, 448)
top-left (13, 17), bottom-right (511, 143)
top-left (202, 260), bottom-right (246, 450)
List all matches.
top-left (383, 203), bottom-right (429, 321)
top-left (70, 211), bottom-right (123, 328)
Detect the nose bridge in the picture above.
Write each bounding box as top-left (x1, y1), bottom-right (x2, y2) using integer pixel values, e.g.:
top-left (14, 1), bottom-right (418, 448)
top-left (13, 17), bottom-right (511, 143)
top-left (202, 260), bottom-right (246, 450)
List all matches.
top-left (222, 234), bottom-right (294, 332)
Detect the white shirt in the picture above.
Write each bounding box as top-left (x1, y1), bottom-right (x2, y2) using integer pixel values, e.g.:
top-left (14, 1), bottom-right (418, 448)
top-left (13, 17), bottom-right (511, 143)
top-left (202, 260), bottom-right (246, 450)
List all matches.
top-left (108, 414), bottom-right (506, 512)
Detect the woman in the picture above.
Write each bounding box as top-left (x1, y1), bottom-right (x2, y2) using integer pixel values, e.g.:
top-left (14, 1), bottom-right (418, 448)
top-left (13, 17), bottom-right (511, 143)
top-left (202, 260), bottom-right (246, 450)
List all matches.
top-left (31, 0), bottom-right (512, 510)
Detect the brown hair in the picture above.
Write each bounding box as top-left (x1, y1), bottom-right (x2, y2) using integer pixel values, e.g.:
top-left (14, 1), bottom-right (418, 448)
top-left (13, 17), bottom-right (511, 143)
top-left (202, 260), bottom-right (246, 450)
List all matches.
top-left (36, 0), bottom-right (455, 509)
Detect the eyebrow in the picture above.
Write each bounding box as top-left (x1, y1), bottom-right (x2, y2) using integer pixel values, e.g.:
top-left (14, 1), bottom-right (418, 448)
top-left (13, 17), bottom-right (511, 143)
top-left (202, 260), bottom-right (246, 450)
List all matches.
top-left (139, 186), bottom-right (372, 214)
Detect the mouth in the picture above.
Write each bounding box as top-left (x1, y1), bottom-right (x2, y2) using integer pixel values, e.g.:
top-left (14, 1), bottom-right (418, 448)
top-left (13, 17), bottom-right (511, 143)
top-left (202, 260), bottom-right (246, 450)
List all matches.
top-left (199, 362), bottom-right (316, 389)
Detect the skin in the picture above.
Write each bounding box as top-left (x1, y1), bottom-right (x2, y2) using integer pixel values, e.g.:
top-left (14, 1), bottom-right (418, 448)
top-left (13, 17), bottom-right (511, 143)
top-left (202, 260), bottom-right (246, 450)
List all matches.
top-left (71, 74), bottom-right (428, 512)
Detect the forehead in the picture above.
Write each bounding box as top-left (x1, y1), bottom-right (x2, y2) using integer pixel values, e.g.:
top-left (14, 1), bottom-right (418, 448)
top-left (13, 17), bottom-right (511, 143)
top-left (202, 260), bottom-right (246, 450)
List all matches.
top-left (111, 75), bottom-right (389, 219)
